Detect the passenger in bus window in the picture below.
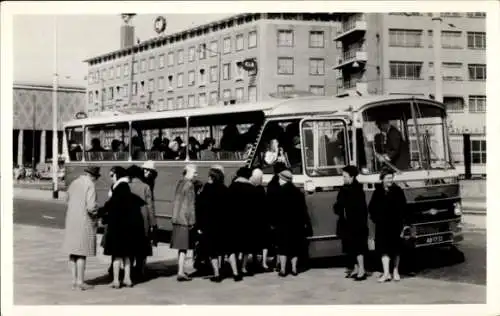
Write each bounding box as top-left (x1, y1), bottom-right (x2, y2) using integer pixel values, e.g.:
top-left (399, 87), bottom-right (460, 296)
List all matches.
top-left (88, 138), bottom-right (105, 152)
top-left (200, 137), bottom-right (217, 160)
top-left (274, 169), bottom-right (311, 277)
top-left (374, 120), bottom-right (410, 171)
top-left (220, 124), bottom-right (241, 152)
top-left (166, 140), bottom-right (181, 160)
top-left (171, 164), bottom-right (198, 282)
top-left (131, 135), bottom-right (145, 160)
top-left (111, 139), bottom-right (121, 152)
top-left (188, 137), bottom-right (201, 160)
top-left (368, 169), bottom-right (408, 282)
top-left (333, 165), bottom-right (368, 281)
top-left (264, 139), bottom-right (289, 167)
top-left (150, 137), bottom-right (163, 152)
top-left (287, 136), bottom-right (302, 172)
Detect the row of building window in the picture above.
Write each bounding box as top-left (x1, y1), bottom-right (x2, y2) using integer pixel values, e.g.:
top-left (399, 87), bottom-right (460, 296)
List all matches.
top-left (449, 139), bottom-right (486, 165)
top-left (443, 95), bottom-right (486, 113)
top-left (88, 29), bottom-right (326, 84)
top-left (388, 12), bottom-right (486, 18)
top-left (389, 29), bottom-right (486, 49)
top-left (389, 62), bottom-right (486, 81)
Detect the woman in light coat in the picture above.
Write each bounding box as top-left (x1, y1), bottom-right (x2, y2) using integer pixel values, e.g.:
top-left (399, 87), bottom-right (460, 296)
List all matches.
top-left (62, 166), bottom-right (101, 291)
top-left (171, 164), bottom-right (198, 281)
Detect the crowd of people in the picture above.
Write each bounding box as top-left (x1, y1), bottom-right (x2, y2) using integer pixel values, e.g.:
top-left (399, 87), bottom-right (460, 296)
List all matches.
top-left (62, 157), bottom-right (413, 290)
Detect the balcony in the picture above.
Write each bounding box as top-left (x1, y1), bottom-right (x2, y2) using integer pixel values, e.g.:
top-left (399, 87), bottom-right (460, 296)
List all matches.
top-left (333, 20), bottom-right (367, 42)
top-left (334, 49), bottom-right (367, 70)
top-left (337, 80), bottom-right (368, 96)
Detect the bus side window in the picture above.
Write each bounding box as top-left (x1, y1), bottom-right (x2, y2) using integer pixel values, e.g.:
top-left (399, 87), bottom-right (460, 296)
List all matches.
top-left (65, 127), bottom-right (84, 162)
top-left (84, 124), bottom-right (129, 161)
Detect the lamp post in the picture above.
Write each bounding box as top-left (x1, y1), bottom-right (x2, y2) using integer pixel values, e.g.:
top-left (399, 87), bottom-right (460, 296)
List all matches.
top-left (31, 94), bottom-right (36, 175)
top-left (52, 16), bottom-right (59, 199)
top-left (431, 13), bottom-right (443, 103)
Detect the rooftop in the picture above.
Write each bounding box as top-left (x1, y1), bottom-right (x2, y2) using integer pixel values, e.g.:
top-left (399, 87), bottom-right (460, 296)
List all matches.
top-left (14, 82), bottom-right (86, 92)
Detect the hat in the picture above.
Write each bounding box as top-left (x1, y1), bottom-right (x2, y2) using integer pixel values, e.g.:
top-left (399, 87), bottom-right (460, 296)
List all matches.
top-left (278, 170), bottom-right (293, 182)
top-left (142, 160), bottom-right (156, 171)
top-left (342, 165), bottom-right (359, 178)
top-left (211, 164), bottom-right (224, 173)
top-left (84, 166), bottom-right (101, 177)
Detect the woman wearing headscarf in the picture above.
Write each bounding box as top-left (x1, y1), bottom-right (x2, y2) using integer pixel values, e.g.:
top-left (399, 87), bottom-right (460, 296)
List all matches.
top-left (100, 166), bottom-right (147, 288)
top-left (333, 165), bottom-right (369, 281)
top-left (225, 167), bottom-right (258, 281)
top-left (196, 166), bottom-right (228, 282)
top-left (273, 169), bottom-right (311, 277)
top-left (171, 164), bottom-right (198, 281)
top-left (369, 169), bottom-right (408, 282)
top-left (249, 168), bottom-right (272, 271)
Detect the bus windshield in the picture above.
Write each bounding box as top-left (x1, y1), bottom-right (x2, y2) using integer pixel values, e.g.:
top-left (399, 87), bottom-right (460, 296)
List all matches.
top-left (360, 100), bottom-right (451, 174)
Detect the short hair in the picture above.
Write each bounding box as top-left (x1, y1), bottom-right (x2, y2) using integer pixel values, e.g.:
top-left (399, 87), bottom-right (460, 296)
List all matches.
top-left (183, 164), bottom-right (197, 176)
top-left (379, 168), bottom-right (395, 180)
top-left (127, 165), bottom-right (143, 179)
top-left (342, 165), bottom-right (359, 178)
top-left (236, 166), bottom-right (252, 179)
top-left (110, 166), bottom-right (127, 180)
top-left (209, 167), bottom-right (225, 184)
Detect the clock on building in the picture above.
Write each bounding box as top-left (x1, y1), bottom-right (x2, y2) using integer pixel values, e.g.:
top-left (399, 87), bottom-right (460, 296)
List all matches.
top-left (154, 16), bottom-right (167, 34)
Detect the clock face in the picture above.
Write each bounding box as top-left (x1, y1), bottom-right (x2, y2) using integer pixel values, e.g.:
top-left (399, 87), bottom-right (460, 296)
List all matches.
top-left (154, 17), bottom-right (166, 33)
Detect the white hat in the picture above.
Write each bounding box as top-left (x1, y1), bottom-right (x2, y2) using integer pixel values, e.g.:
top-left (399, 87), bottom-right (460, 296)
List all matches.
top-left (142, 160), bottom-right (156, 171)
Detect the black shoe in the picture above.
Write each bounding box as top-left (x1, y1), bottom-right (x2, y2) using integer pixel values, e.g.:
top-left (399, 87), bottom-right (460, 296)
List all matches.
top-left (291, 271), bottom-right (298, 277)
top-left (242, 270), bottom-right (254, 277)
top-left (177, 274), bottom-right (192, 282)
top-left (210, 275), bottom-right (223, 283)
top-left (233, 274), bottom-right (243, 282)
top-left (354, 273), bottom-right (367, 281)
top-left (278, 271), bottom-right (287, 278)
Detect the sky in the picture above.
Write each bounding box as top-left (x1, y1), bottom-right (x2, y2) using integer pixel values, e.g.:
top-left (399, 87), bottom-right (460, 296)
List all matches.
top-left (13, 14), bottom-right (231, 87)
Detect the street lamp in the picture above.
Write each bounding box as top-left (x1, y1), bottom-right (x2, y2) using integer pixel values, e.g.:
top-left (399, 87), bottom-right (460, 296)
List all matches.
top-left (52, 16), bottom-right (59, 199)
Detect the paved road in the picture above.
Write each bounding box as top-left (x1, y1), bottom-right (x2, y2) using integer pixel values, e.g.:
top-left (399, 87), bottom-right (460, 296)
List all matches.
top-left (13, 198), bottom-right (486, 287)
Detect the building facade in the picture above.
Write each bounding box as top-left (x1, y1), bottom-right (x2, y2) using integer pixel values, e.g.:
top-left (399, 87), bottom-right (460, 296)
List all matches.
top-left (333, 12), bottom-right (486, 170)
top-left (13, 82), bottom-right (86, 167)
top-left (84, 13), bottom-right (340, 115)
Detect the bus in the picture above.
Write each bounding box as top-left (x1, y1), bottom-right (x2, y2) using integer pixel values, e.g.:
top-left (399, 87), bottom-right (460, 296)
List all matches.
top-left (63, 94), bottom-right (463, 259)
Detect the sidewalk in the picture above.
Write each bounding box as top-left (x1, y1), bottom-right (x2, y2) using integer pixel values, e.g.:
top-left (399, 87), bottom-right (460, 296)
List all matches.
top-left (14, 224), bottom-right (485, 305)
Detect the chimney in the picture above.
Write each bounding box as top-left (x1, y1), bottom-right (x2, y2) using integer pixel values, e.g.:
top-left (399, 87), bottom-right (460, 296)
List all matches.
top-left (120, 13), bottom-right (136, 49)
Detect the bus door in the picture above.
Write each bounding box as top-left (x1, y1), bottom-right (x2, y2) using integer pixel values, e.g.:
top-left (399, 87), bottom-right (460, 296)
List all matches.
top-left (300, 117), bottom-right (351, 258)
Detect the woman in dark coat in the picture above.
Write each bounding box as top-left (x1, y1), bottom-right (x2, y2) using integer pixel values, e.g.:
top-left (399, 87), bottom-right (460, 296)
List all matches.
top-left (333, 165), bottom-right (369, 281)
top-left (196, 166), bottom-right (228, 282)
top-left (273, 169), bottom-right (311, 277)
top-left (266, 162), bottom-right (288, 271)
top-left (249, 168), bottom-right (272, 271)
top-left (100, 166), bottom-right (147, 288)
top-left (369, 169), bottom-right (408, 282)
top-left (225, 166), bottom-right (258, 281)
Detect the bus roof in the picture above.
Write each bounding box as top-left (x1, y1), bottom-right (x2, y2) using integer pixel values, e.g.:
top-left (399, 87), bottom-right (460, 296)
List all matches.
top-left (64, 94), bottom-right (442, 128)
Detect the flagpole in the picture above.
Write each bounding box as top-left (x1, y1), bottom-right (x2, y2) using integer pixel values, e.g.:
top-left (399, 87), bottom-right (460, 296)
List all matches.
top-left (52, 16), bottom-right (59, 199)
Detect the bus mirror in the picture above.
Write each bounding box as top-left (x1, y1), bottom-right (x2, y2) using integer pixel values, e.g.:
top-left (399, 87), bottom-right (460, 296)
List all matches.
top-left (304, 180), bottom-right (315, 194)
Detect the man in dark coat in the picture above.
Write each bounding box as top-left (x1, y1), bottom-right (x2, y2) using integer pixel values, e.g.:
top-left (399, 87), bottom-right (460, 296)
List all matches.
top-left (375, 120), bottom-right (410, 171)
top-left (333, 165), bottom-right (369, 281)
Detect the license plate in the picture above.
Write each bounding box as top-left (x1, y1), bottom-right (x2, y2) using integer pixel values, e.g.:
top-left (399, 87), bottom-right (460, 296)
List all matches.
top-left (425, 235), bottom-right (444, 244)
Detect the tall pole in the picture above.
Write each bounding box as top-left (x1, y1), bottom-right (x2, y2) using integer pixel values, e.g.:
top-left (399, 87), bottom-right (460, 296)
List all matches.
top-left (52, 16), bottom-right (59, 199)
top-left (101, 78), bottom-right (105, 111)
top-left (32, 94), bottom-right (36, 173)
top-left (432, 13), bottom-right (443, 103)
top-left (217, 50), bottom-right (222, 103)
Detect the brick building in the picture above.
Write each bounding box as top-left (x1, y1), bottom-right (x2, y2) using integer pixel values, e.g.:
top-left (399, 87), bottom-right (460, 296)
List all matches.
top-left (13, 82), bottom-right (86, 167)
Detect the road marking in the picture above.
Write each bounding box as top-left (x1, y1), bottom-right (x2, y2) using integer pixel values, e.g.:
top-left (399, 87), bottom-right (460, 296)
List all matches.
top-left (42, 215), bottom-right (55, 220)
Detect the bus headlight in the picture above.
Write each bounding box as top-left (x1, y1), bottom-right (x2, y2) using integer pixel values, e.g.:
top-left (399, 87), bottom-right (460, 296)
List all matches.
top-left (304, 180), bottom-right (315, 194)
top-left (454, 202), bottom-right (462, 216)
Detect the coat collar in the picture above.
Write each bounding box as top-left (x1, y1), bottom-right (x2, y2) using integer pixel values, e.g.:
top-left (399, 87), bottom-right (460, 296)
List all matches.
top-left (234, 177), bottom-right (252, 184)
top-left (112, 177), bottom-right (129, 190)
